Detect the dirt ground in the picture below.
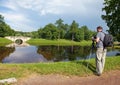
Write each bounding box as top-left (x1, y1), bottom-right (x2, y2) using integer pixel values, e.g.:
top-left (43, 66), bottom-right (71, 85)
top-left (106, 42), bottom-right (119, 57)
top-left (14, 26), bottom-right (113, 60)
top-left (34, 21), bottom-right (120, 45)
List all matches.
top-left (16, 70), bottom-right (120, 85)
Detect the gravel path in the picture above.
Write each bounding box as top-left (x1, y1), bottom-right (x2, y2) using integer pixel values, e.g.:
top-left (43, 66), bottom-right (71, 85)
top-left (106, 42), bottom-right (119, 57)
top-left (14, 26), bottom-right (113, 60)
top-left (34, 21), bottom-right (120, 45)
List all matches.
top-left (16, 70), bottom-right (120, 85)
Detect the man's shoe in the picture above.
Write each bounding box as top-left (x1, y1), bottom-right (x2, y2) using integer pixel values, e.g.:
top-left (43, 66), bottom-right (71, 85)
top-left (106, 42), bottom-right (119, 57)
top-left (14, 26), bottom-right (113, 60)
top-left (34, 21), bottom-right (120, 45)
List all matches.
top-left (97, 73), bottom-right (101, 76)
top-left (94, 72), bottom-right (101, 76)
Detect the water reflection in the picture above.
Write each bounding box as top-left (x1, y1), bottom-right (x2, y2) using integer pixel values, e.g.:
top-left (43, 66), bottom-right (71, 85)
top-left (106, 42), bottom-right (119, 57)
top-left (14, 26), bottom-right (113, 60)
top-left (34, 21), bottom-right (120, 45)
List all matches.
top-left (0, 46), bottom-right (15, 62)
top-left (37, 46), bottom-right (92, 62)
top-left (2, 46), bottom-right (47, 63)
top-left (0, 45), bottom-right (119, 63)
top-left (6, 43), bottom-right (30, 47)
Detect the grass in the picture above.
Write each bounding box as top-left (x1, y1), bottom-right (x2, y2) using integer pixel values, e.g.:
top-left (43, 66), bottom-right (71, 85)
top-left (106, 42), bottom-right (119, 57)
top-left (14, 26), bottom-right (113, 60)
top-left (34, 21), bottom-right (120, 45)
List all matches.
top-left (0, 56), bottom-right (120, 79)
top-left (27, 39), bottom-right (92, 46)
top-left (27, 39), bottom-right (120, 49)
top-left (0, 37), bottom-right (13, 46)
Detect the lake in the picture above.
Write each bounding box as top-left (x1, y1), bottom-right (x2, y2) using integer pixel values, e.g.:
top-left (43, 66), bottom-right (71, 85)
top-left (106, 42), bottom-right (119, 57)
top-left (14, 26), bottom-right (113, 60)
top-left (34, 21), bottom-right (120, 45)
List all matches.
top-left (0, 44), bottom-right (120, 63)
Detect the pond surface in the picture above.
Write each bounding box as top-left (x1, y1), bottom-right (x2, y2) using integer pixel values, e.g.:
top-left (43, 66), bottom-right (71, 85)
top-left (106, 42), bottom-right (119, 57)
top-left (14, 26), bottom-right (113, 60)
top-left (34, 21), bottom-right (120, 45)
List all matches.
top-left (0, 45), bottom-right (120, 63)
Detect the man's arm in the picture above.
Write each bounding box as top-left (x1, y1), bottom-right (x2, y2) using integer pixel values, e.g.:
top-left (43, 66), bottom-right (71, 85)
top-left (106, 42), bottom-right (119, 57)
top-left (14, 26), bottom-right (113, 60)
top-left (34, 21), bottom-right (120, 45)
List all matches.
top-left (95, 37), bottom-right (100, 42)
top-left (92, 37), bottom-right (100, 42)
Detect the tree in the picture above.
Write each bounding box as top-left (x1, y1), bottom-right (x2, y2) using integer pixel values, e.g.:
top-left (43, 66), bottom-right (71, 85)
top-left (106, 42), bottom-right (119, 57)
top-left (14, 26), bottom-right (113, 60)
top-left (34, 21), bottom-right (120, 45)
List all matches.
top-left (0, 15), bottom-right (4, 24)
top-left (41, 23), bottom-right (59, 40)
top-left (102, 0), bottom-right (120, 41)
top-left (0, 14), bottom-right (15, 37)
top-left (38, 28), bottom-right (43, 38)
top-left (31, 31), bottom-right (39, 38)
top-left (55, 18), bottom-right (65, 39)
top-left (69, 20), bottom-right (79, 41)
top-left (55, 18), bottom-right (64, 29)
top-left (76, 28), bottom-right (84, 41)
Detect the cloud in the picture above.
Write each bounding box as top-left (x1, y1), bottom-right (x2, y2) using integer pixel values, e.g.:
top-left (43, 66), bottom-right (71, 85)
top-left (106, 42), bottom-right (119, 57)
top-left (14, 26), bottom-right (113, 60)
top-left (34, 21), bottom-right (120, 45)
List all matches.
top-left (3, 0), bottom-right (104, 16)
top-left (12, 0), bottom-right (71, 15)
top-left (0, 0), bottom-right (106, 32)
top-left (0, 11), bottom-right (32, 30)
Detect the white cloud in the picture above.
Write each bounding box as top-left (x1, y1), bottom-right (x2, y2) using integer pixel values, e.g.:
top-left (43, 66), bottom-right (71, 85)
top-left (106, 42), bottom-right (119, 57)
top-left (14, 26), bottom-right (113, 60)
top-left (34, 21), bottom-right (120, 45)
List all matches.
top-left (3, 13), bottom-right (26, 22)
top-left (0, 1), bottom-right (18, 11)
top-left (0, 12), bottom-right (35, 31)
top-left (0, 0), bottom-right (105, 31)
top-left (1, 0), bottom-right (104, 16)
top-left (7, 0), bottom-right (71, 15)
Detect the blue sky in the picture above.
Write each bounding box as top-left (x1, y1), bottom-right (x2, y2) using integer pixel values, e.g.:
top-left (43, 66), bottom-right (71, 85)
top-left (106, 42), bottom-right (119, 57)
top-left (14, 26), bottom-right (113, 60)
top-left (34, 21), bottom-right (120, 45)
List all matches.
top-left (0, 0), bottom-right (107, 32)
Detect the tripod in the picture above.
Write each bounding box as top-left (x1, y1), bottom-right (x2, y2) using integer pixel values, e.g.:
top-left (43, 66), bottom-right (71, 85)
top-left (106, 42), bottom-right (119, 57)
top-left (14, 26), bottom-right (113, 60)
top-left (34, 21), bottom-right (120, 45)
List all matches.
top-left (86, 40), bottom-right (96, 73)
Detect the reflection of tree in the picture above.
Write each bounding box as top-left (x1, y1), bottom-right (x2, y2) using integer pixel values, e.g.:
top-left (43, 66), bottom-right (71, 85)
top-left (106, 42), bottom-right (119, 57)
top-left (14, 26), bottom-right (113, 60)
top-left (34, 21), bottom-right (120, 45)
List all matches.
top-left (0, 47), bottom-right (15, 62)
top-left (53, 46), bottom-right (66, 61)
top-left (37, 46), bottom-right (68, 61)
top-left (65, 46), bottom-right (91, 61)
top-left (37, 46), bottom-right (55, 60)
top-left (37, 45), bottom-right (92, 62)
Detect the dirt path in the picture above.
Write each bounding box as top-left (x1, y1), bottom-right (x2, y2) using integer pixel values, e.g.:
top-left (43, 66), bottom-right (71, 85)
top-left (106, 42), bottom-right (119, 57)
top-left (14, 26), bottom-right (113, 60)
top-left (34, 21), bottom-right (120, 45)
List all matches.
top-left (16, 70), bottom-right (120, 85)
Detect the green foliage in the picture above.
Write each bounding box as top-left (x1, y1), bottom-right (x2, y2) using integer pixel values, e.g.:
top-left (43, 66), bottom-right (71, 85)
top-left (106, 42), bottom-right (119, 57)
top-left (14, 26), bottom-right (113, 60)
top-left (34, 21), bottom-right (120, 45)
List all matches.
top-left (42, 23), bottom-right (59, 40)
top-left (102, 0), bottom-right (120, 41)
top-left (81, 26), bottom-right (93, 40)
top-left (55, 18), bottom-right (66, 39)
top-left (37, 19), bottom-right (95, 42)
top-left (0, 14), bottom-right (15, 37)
top-left (69, 20), bottom-right (79, 41)
top-left (0, 15), bottom-right (4, 22)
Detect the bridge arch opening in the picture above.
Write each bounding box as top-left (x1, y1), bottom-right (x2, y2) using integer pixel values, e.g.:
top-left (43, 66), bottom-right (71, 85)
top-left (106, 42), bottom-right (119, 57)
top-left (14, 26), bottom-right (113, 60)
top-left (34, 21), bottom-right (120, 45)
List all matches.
top-left (15, 39), bottom-right (23, 45)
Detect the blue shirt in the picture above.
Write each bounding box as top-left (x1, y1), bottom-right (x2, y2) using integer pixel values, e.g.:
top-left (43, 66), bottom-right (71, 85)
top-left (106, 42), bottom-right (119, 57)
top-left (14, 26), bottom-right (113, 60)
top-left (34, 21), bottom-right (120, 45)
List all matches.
top-left (96, 32), bottom-right (105, 48)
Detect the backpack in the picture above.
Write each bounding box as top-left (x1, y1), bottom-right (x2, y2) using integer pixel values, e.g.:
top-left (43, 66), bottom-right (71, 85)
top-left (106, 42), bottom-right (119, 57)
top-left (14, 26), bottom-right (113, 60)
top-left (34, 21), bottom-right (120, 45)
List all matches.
top-left (102, 33), bottom-right (113, 47)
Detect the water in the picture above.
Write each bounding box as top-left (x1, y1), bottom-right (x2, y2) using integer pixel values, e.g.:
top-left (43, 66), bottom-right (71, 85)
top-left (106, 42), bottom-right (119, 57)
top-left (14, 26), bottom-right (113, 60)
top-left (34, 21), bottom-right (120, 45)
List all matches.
top-left (0, 45), bottom-right (120, 63)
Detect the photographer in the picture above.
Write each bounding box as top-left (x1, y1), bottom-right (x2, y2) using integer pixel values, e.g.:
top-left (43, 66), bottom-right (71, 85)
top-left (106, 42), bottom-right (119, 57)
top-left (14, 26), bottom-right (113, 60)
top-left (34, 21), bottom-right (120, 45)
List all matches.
top-left (92, 26), bottom-right (107, 76)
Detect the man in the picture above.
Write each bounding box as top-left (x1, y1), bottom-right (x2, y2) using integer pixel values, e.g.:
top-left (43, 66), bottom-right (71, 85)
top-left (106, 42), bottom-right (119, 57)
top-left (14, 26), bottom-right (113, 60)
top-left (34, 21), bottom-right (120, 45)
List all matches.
top-left (93, 26), bottom-right (107, 76)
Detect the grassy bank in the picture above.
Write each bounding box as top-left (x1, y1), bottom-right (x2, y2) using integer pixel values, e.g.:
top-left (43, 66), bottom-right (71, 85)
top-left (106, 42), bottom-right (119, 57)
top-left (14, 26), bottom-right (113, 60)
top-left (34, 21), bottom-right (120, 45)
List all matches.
top-left (27, 39), bottom-right (92, 46)
top-left (0, 38), bottom-right (12, 46)
top-left (0, 56), bottom-right (120, 79)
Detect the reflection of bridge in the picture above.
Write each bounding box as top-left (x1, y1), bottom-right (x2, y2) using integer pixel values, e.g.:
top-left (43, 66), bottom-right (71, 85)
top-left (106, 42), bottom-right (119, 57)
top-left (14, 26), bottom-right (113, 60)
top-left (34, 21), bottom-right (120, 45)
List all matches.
top-left (5, 36), bottom-right (31, 43)
top-left (6, 43), bottom-right (30, 47)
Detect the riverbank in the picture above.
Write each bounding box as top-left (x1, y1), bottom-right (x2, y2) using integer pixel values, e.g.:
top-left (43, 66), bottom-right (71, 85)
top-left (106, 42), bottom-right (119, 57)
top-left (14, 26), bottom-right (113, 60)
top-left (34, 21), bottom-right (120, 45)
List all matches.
top-left (27, 39), bottom-right (92, 46)
top-left (0, 56), bottom-right (120, 79)
top-left (0, 38), bottom-right (92, 46)
top-left (0, 38), bottom-right (120, 48)
top-left (0, 37), bottom-right (12, 46)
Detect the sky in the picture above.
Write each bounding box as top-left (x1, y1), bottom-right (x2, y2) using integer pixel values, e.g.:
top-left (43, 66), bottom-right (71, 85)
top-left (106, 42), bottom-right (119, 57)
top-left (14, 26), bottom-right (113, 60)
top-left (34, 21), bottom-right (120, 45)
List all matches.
top-left (0, 0), bottom-right (108, 32)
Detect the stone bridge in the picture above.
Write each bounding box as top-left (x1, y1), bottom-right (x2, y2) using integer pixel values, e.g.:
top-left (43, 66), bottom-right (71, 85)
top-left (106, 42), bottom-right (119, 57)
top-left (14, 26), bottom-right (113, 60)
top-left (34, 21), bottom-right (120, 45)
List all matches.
top-left (5, 36), bottom-right (31, 44)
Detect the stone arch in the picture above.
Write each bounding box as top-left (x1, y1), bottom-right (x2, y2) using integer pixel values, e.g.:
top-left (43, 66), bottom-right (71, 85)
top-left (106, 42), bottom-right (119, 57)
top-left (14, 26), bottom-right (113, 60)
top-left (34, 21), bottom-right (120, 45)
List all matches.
top-left (15, 39), bottom-right (23, 45)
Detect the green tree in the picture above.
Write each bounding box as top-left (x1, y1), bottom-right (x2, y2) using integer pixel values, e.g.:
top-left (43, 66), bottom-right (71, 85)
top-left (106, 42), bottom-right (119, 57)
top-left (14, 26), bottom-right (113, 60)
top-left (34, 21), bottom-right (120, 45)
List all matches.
top-left (69, 20), bottom-right (79, 41)
top-left (42, 23), bottom-right (59, 40)
top-left (38, 28), bottom-right (43, 38)
top-left (81, 26), bottom-right (93, 40)
top-left (0, 15), bottom-right (4, 24)
top-left (55, 18), bottom-right (66, 39)
top-left (0, 14), bottom-right (15, 37)
top-left (76, 28), bottom-right (84, 41)
top-left (102, 0), bottom-right (120, 41)
top-left (0, 15), bottom-right (6, 37)
top-left (31, 31), bottom-right (39, 38)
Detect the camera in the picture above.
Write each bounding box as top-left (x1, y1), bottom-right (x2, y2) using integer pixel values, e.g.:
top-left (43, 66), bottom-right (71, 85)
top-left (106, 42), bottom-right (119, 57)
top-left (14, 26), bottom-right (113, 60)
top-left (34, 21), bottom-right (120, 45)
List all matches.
top-left (93, 36), bottom-right (96, 39)
top-left (91, 36), bottom-right (96, 49)
top-left (92, 36), bottom-right (96, 41)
